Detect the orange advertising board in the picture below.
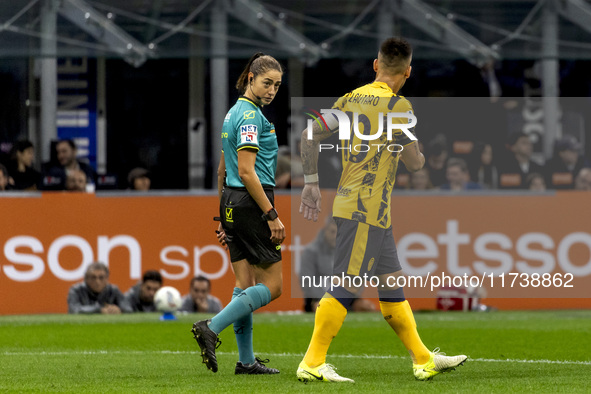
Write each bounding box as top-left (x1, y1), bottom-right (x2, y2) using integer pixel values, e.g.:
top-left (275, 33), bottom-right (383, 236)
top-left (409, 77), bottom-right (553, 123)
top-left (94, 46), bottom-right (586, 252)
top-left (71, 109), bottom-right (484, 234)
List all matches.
top-left (292, 191), bottom-right (591, 310)
top-left (0, 191), bottom-right (590, 315)
top-left (0, 193), bottom-right (300, 314)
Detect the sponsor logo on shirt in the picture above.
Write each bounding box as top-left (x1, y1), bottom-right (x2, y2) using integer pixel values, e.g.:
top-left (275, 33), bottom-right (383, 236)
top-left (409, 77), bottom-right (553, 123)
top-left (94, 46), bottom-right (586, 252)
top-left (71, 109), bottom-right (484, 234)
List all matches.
top-left (243, 110), bottom-right (256, 120)
top-left (240, 125), bottom-right (258, 144)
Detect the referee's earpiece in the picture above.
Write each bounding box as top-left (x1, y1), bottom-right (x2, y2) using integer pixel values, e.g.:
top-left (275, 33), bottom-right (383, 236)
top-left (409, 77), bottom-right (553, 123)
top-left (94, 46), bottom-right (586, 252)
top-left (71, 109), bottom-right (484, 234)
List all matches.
top-left (248, 75), bottom-right (262, 102)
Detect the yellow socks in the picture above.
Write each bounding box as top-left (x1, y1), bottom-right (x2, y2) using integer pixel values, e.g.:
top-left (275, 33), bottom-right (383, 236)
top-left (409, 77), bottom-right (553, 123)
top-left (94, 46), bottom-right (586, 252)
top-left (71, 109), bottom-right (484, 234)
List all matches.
top-left (303, 296), bottom-right (348, 368)
top-left (379, 300), bottom-right (430, 365)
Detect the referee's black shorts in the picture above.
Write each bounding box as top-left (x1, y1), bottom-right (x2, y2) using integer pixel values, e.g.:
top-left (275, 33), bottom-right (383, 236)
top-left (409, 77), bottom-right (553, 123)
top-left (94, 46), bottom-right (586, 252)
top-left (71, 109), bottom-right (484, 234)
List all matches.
top-left (220, 186), bottom-right (282, 265)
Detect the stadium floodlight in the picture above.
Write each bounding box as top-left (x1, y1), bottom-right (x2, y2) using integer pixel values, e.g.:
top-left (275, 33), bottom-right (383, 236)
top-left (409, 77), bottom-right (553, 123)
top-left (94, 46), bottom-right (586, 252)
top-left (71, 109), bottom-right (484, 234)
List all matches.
top-left (58, 0), bottom-right (152, 67)
top-left (225, 0), bottom-right (328, 65)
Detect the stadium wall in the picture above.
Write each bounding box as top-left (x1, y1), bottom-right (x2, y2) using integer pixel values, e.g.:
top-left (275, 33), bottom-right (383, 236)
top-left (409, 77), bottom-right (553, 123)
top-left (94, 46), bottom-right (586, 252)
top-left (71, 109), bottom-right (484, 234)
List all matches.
top-left (0, 192), bottom-right (589, 315)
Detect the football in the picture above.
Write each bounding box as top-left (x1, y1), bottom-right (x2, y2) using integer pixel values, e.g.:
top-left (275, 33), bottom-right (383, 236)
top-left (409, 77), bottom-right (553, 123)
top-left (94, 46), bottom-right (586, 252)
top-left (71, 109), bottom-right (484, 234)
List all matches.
top-left (154, 286), bottom-right (182, 313)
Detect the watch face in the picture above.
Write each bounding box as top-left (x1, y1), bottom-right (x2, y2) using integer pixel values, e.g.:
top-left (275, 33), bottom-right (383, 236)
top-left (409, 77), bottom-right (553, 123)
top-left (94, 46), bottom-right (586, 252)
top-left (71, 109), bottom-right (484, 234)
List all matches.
top-left (264, 208), bottom-right (277, 221)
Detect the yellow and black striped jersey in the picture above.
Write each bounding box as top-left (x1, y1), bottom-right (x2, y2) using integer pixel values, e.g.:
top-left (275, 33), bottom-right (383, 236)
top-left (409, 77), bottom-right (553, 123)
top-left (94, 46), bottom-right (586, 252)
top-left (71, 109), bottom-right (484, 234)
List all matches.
top-left (331, 81), bottom-right (416, 229)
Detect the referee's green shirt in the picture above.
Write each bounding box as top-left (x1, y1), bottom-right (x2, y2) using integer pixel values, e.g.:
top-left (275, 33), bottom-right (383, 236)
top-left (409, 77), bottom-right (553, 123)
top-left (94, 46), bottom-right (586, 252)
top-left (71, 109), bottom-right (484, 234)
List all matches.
top-left (221, 96), bottom-right (278, 188)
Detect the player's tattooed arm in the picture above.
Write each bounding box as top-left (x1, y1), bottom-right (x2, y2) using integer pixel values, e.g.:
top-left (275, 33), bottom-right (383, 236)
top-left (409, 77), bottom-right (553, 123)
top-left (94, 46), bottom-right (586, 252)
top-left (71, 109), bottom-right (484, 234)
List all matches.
top-left (300, 120), bottom-right (330, 221)
top-left (300, 120), bottom-right (333, 176)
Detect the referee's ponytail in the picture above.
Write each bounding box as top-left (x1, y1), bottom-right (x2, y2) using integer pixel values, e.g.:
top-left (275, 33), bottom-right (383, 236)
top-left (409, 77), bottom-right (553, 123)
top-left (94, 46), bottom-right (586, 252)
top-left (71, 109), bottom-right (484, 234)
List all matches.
top-left (236, 52), bottom-right (283, 94)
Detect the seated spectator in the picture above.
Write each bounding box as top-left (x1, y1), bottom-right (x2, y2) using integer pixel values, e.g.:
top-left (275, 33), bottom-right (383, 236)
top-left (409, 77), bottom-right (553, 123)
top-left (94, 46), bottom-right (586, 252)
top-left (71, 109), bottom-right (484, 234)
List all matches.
top-left (574, 167), bottom-right (591, 191)
top-left (526, 172), bottom-right (546, 191)
top-left (124, 270), bottom-right (163, 312)
top-left (300, 217), bottom-right (376, 312)
top-left (440, 157), bottom-right (482, 191)
top-left (42, 139), bottom-right (97, 191)
top-left (65, 169), bottom-right (87, 192)
top-left (424, 135), bottom-right (448, 188)
top-left (276, 144), bottom-right (305, 189)
top-left (179, 276), bottom-right (223, 313)
top-left (469, 142), bottom-right (498, 189)
top-left (0, 164), bottom-right (11, 191)
top-left (408, 167), bottom-right (433, 190)
top-left (546, 136), bottom-right (590, 189)
top-left (497, 132), bottom-right (545, 189)
top-left (7, 140), bottom-right (41, 190)
top-left (67, 262), bottom-right (132, 314)
top-left (128, 167), bottom-right (151, 191)
top-left (275, 146), bottom-right (292, 189)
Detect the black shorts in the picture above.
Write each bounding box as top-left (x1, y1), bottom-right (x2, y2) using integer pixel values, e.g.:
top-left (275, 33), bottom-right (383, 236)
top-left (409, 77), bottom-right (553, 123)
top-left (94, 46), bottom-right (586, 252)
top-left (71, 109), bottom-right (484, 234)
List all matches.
top-left (220, 186), bottom-right (282, 265)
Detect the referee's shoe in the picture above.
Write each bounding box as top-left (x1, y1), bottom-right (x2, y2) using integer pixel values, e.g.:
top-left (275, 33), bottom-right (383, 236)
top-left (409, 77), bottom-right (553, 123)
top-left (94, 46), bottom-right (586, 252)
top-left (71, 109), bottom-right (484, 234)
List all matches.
top-left (235, 357), bottom-right (280, 375)
top-left (191, 319), bottom-right (221, 372)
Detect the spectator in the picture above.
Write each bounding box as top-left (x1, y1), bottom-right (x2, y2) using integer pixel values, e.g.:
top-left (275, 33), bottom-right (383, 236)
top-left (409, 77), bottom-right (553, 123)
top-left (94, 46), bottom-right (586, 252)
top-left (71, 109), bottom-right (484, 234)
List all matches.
top-left (440, 157), bottom-right (482, 191)
top-left (179, 276), bottom-right (223, 313)
top-left (124, 270), bottom-right (163, 312)
top-left (469, 142), bottom-right (498, 189)
top-left (574, 167), bottom-right (591, 191)
top-left (65, 169), bottom-right (87, 192)
top-left (424, 135), bottom-right (448, 187)
top-left (498, 132), bottom-right (545, 189)
top-left (0, 164), bottom-right (11, 191)
top-left (546, 136), bottom-right (590, 189)
top-left (526, 172), bottom-right (546, 191)
top-left (408, 167), bottom-right (433, 190)
top-left (275, 144), bottom-right (304, 189)
top-left (128, 167), bottom-right (151, 191)
top-left (42, 139), bottom-right (97, 191)
top-left (275, 146), bottom-right (292, 189)
top-left (299, 217), bottom-right (376, 312)
top-left (7, 140), bottom-right (41, 190)
top-left (67, 262), bottom-right (132, 314)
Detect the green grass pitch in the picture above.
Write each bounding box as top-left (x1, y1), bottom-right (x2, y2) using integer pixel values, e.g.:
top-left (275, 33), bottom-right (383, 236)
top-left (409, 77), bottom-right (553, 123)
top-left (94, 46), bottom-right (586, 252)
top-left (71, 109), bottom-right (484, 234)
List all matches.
top-left (1, 310), bottom-right (590, 392)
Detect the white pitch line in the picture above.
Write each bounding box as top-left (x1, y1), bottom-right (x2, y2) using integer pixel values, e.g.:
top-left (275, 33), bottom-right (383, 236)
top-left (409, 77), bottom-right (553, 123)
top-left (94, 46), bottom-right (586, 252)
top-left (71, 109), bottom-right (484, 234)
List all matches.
top-left (2, 350), bottom-right (590, 366)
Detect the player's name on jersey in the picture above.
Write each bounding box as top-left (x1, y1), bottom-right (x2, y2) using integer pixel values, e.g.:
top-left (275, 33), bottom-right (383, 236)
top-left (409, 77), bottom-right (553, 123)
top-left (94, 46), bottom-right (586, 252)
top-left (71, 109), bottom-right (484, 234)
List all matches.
top-left (345, 93), bottom-right (381, 106)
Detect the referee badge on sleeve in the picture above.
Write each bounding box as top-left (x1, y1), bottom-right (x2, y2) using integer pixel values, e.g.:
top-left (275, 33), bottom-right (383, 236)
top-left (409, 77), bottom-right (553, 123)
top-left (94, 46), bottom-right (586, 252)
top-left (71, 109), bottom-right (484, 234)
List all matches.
top-left (240, 125), bottom-right (258, 144)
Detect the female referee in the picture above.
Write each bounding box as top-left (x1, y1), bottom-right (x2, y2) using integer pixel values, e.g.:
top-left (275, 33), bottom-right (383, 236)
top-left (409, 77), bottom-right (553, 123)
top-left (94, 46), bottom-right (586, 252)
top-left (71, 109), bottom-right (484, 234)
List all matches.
top-left (192, 53), bottom-right (285, 375)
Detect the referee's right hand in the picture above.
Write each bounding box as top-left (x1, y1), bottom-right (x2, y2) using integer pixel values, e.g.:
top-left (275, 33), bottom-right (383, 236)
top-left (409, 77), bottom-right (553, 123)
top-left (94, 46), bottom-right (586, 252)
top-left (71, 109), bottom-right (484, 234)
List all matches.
top-left (267, 217), bottom-right (286, 245)
top-left (215, 222), bottom-right (228, 249)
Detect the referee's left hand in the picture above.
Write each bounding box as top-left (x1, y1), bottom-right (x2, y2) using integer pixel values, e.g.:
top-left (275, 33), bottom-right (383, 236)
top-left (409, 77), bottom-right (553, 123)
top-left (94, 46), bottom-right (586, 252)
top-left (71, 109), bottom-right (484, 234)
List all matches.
top-left (267, 217), bottom-right (286, 245)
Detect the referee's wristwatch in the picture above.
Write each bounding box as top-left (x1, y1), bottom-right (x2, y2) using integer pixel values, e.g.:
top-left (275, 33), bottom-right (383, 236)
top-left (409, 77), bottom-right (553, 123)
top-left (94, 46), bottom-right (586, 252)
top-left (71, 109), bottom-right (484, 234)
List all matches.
top-left (262, 207), bottom-right (278, 221)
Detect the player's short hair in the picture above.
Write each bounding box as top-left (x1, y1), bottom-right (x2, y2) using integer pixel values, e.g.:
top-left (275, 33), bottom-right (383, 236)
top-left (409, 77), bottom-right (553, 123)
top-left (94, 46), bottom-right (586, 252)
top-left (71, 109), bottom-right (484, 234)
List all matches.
top-left (142, 270), bottom-right (162, 284)
top-left (378, 37), bottom-right (412, 75)
top-left (447, 157), bottom-right (468, 172)
top-left (190, 275), bottom-right (211, 290)
top-left (236, 52), bottom-right (283, 94)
